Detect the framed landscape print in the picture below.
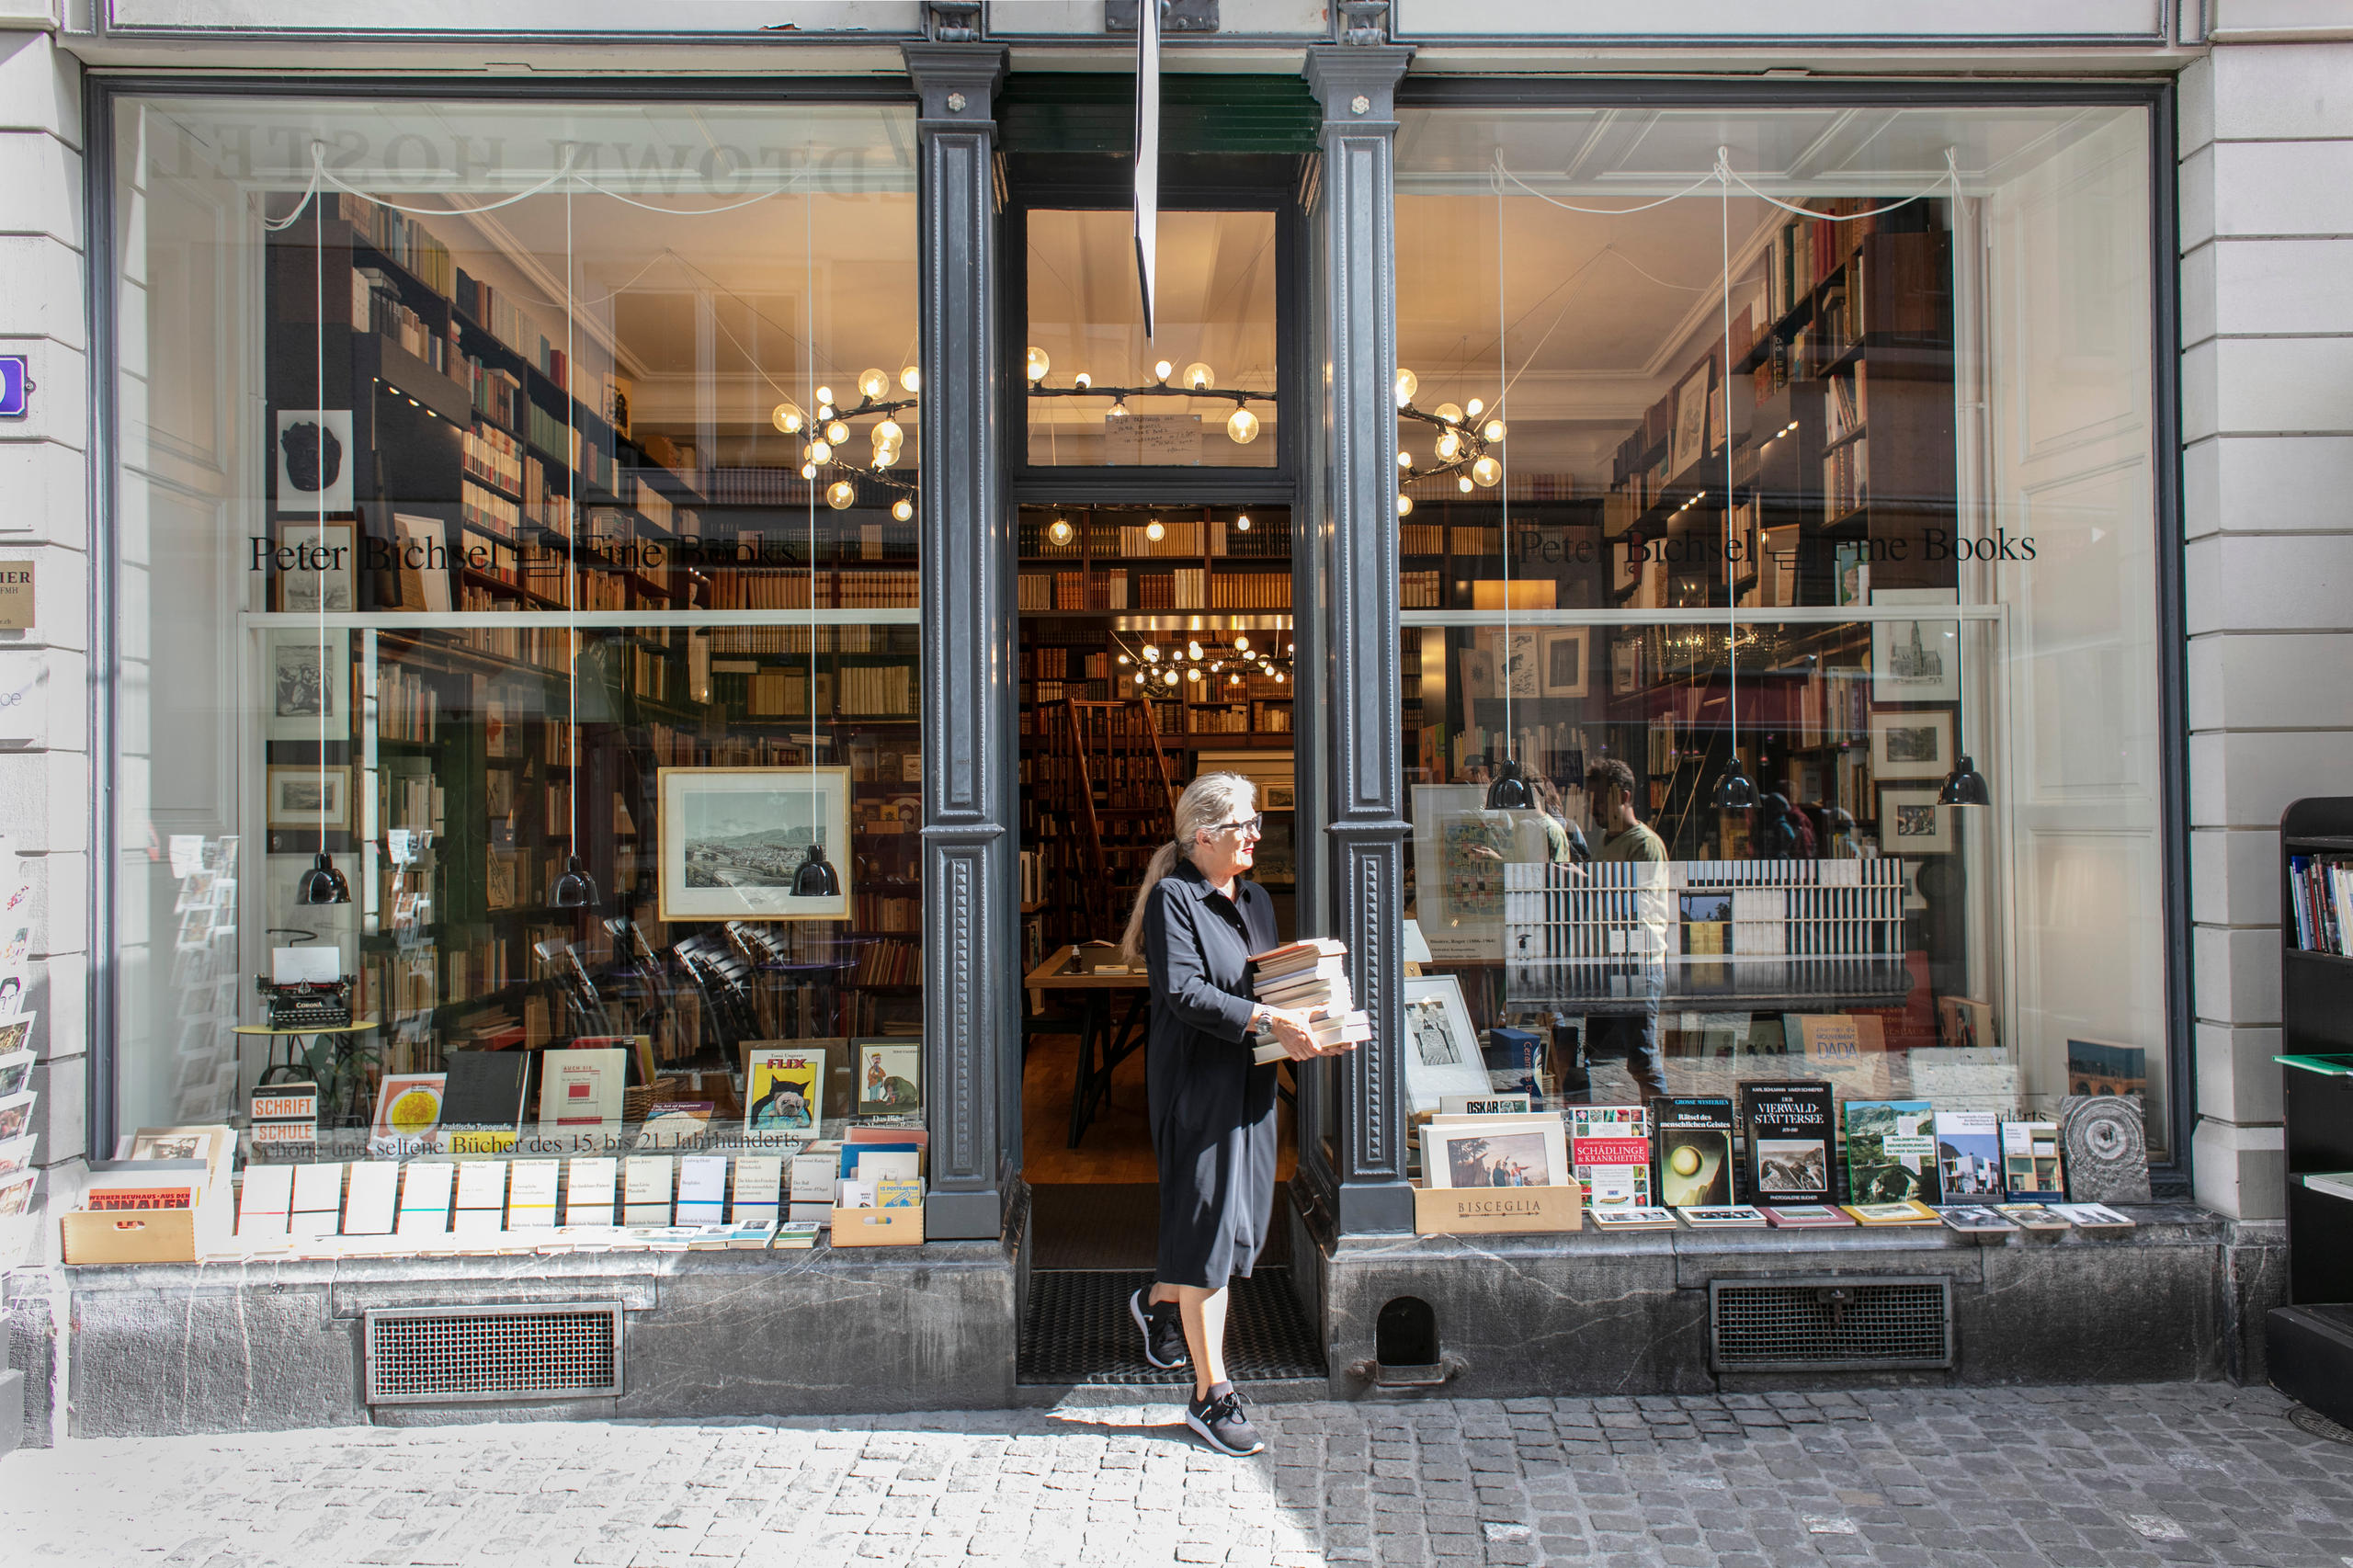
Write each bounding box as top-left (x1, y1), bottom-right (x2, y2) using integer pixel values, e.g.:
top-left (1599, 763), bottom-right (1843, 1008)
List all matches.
top-left (266, 766), bottom-right (349, 830)
top-left (1879, 787), bottom-right (1952, 857)
top-left (1869, 709), bottom-right (1954, 781)
top-left (658, 767), bottom-right (851, 922)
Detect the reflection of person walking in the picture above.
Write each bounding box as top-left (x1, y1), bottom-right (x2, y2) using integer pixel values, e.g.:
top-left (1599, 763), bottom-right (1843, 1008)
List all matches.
top-left (1117, 774), bottom-right (1341, 1458)
top-left (1585, 757), bottom-right (1668, 1101)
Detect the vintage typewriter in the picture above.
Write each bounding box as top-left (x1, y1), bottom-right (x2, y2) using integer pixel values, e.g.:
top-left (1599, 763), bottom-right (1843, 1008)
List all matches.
top-left (256, 944), bottom-right (355, 1029)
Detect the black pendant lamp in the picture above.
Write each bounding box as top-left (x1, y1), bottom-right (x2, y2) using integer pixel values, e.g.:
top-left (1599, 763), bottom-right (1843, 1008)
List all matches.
top-left (792, 839), bottom-right (841, 899)
top-left (1938, 754), bottom-right (1990, 809)
top-left (1484, 756), bottom-right (1535, 811)
top-left (552, 854), bottom-right (599, 910)
top-left (1714, 756), bottom-right (1759, 811)
top-left (297, 850), bottom-right (350, 905)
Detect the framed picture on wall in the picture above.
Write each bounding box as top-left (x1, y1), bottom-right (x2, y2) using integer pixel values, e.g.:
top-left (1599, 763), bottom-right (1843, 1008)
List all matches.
top-left (263, 629), bottom-right (348, 742)
top-left (266, 766), bottom-right (349, 829)
top-left (276, 523), bottom-right (356, 613)
top-left (1669, 365), bottom-right (1712, 476)
top-left (274, 410), bottom-right (353, 514)
top-left (658, 767), bottom-right (851, 923)
top-left (1869, 709), bottom-right (1954, 781)
top-left (1610, 636), bottom-right (1643, 696)
top-left (1870, 588), bottom-right (1960, 704)
top-left (1878, 787), bottom-right (1951, 856)
top-left (1540, 629), bottom-right (1589, 699)
top-left (1501, 630), bottom-right (1541, 699)
top-left (1458, 644), bottom-right (1497, 701)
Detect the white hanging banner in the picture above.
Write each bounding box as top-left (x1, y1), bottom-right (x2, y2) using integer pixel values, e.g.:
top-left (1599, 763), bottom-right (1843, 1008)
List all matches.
top-left (1132, 0), bottom-right (1162, 338)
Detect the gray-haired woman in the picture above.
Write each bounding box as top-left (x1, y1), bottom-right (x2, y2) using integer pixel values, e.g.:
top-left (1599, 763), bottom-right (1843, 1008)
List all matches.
top-left (1117, 771), bottom-right (1334, 1456)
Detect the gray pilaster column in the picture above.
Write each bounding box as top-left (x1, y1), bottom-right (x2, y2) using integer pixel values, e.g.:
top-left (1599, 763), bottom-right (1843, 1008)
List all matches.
top-left (906, 41), bottom-right (1011, 1241)
top-left (1304, 43), bottom-right (1415, 1235)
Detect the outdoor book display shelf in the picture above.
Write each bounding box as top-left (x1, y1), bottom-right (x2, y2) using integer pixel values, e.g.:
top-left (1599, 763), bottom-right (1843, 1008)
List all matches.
top-left (2268, 797), bottom-right (2353, 1427)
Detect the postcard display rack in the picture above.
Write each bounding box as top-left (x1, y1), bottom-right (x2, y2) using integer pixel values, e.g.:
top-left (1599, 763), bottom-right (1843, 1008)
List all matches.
top-left (253, 191), bottom-right (926, 1125)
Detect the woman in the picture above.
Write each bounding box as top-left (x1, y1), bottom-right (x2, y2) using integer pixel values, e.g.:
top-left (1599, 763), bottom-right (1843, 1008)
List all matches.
top-left (1117, 772), bottom-right (1331, 1457)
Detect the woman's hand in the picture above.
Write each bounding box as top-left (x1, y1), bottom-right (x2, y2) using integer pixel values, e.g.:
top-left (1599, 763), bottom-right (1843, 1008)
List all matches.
top-left (1265, 1006), bottom-right (1326, 1062)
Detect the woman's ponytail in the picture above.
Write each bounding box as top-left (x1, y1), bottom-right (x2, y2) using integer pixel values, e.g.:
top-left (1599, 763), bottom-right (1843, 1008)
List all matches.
top-left (1117, 839), bottom-right (1184, 967)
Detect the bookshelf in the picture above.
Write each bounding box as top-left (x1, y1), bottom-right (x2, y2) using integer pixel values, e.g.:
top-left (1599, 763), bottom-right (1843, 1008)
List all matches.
top-left (264, 192), bottom-right (925, 1096)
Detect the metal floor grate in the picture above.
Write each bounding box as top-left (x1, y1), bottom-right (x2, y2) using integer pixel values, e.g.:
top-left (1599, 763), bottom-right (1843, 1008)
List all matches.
top-left (364, 1303), bottom-right (624, 1404)
top-left (1020, 1268), bottom-right (1324, 1386)
top-left (1711, 1278), bottom-right (1952, 1371)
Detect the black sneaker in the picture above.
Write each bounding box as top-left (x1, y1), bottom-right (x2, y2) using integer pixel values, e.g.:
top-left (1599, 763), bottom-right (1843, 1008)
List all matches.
top-left (1185, 1381), bottom-right (1265, 1457)
top-left (1129, 1287), bottom-right (1188, 1369)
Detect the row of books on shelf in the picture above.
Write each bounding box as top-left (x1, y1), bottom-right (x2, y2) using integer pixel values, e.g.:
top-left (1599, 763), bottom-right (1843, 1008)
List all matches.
top-left (1017, 517), bottom-right (1290, 559)
top-left (462, 421), bottom-right (526, 496)
top-left (1023, 646), bottom-right (1109, 681)
top-left (1824, 436), bottom-right (1870, 522)
top-left (2289, 855), bottom-right (2353, 957)
top-left (1414, 1085), bottom-right (2143, 1239)
top-left (708, 569), bottom-right (920, 611)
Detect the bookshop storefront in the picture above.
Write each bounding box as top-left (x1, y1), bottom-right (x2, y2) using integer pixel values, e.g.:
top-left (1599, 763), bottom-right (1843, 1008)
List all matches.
top-left (41, 20), bottom-right (2246, 1437)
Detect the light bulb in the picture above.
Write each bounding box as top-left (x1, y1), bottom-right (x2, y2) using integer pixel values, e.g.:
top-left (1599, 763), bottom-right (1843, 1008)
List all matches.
top-left (826, 480), bottom-right (857, 509)
top-left (1234, 635), bottom-right (1250, 652)
top-left (1397, 494), bottom-right (1414, 517)
top-left (1394, 368), bottom-right (1417, 407)
top-left (1153, 359), bottom-right (1174, 382)
top-left (1188, 667), bottom-right (1201, 683)
top-left (1145, 519), bottom-right (1166, 542)
top-left (1143, 644), bottom-right (1159, 662)
top-left (875, 419), bottom-right (904, 447)
top-left (1106, 399), bottom-right (1131, 420)
top-left (1118, 653), bottom-right (1131, 665)
top-left (1229, 672), bottom-right (1240, 685)
top-left (1074, 371), bottom-right (1092, 389)
top-left (1183, 362), bottom-right (1215, 392)
top-left (1458, 475), bottom-right (1475, 493)
top-left (1275, 671), bottom-right (1286, 684)
top-left (1226, 407), bottom-right (1260, 445)
top-left (1397, 449), bottom-right (1413, 469)
top-left (892, 498), bottom-right (914, 522)
top-left (816, 386), bottom-right (835, 407)
top-left (809, 439), bottom-right (834, 464)
top-left (1235, 514), bottom-right (1252, 531)
top-left (1472, 455), bottom-right (1502, 488)
top-left (1211, 662), bottom-right (1222, 672)
top-left (825, 420), bottom-right (850, 445)
top-left (1187, 641), bottom-right (1203, 661)
top-left (901, 365), bottom-right (921, 392)
top-left (800, 462), bottom-right (817, 480)
top-left (1435, 402), bottom-right (1463, 425)
top-left (871, 446), bottom-right (897, 469)
top-left (1025, 347), bottom-right (1051, 382)
top-left (858, 368), bottom-right (890, 401)
top-left (1134, 671), bottom-right (1145, 686)
top-left (1047, 517), bottom-right (1074, 546)
top-left (1483, 418), bottom-right (1506, 443)
top-left (771, 403), bottom-right (804, 434)
top-left (1466, 398), bottom-right (1484, 418)
top-left (1287, 642), bottom-right (1294, 653)
top-left (1435, 431), bottom-right (1461, 460)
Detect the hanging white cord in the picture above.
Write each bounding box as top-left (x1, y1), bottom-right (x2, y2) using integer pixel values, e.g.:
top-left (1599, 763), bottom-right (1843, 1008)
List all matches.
top-left (566, 166), bottom-right (580, 856)
top-left (1493, 151), bottom-right (1717, 216)
top-left (1718, 151), bottom-right (1740, 809)
top-left (1496, 176), bottom-right (1511, 776)
top-left (1715, 149), bottom-right (1959, 222)
top-left (313, 185), bottom-right (330, 871)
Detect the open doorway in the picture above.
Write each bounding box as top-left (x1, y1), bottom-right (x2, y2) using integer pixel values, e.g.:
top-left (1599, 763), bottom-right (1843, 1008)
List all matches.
top-left (1013, 501), bottom-right (1318, 1381)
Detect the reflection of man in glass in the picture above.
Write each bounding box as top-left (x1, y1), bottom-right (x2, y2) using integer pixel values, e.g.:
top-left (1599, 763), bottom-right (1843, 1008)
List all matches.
top-left (1585, 757), bottom-right (1668, 1101)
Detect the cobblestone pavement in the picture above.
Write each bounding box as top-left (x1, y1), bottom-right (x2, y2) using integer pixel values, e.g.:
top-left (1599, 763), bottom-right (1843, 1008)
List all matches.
top-left (3, 1382), bottom-right (2347, 1568)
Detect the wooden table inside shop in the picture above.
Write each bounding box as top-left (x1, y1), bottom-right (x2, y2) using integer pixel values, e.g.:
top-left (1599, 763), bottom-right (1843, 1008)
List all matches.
top-left (232, 1018), bottom-right (381, 1114)
top-left (1024, 943), bottom-right (1150, 1149)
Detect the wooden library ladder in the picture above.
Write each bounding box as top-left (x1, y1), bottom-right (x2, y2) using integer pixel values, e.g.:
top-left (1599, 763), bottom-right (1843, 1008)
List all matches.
top-left (1053, 697), bottom-right (1179, 938)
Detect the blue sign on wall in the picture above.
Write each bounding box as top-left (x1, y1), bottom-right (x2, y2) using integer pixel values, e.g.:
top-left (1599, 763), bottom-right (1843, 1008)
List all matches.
top-left (0, 358), bottom-right (29, 419)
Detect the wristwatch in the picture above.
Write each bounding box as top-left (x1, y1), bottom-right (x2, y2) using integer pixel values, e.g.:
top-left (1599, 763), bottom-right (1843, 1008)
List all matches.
top-left (1252, 1005), bottom-right (1273, 1033)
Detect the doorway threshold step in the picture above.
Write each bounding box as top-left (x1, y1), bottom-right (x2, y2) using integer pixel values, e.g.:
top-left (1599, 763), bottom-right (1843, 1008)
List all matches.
top-left (1018, 1267), bottom-right (1324, 1386)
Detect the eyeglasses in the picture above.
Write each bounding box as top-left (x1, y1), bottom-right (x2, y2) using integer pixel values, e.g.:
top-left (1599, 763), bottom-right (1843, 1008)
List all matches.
top-left (1208, 814), bottom-right (1266, 840)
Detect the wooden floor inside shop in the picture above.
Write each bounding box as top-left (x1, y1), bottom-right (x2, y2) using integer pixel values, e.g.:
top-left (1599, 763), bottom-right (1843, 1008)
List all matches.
top-left (1021, 1023), bottom-right (1299, 1270)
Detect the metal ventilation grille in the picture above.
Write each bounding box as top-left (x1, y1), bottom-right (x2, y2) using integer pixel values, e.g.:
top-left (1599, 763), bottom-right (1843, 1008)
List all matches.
top-left (1710, 1278), bottom-right (1952, 1372)
top-left (364, 1303), bottom-right (623, 1404)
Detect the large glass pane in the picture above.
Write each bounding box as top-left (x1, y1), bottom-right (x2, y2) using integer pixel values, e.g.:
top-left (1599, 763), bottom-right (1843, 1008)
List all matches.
top-left (1024, 209), bottom-right (1280, 467)
top-left (116, 97), bottom-right (923, 1155)
top-left (1394, 103), bottom-right (2165, 1179)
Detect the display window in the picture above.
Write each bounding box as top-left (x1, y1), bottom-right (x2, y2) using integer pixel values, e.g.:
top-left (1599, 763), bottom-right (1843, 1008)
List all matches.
top-left (107, 96), bottom-right (927, 1250)
top-left (1392, 101), bottom-right (2168, 1214)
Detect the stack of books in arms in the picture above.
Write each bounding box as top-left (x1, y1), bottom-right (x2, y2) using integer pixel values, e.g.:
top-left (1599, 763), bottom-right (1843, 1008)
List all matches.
top-left (1247, 938), bottom-right (1369, 1063)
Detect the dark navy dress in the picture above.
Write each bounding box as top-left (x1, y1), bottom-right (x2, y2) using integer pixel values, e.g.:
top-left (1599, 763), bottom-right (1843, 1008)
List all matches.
top-left (1142, 858), bottom-right (1281, 1290)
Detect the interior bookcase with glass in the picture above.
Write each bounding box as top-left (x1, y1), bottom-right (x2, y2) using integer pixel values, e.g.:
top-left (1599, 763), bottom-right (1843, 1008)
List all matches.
top-left (112, 98), bottom-right (938, 1252)
top-left (1390, 102), bottom-right (2168, 1216)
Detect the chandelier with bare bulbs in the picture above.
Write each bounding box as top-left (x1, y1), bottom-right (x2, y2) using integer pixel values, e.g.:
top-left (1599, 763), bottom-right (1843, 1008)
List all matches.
top-left (1111, 630), bottom-right (1293, 693)
top-left (1392, 366), bottom-right (1506, 518)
